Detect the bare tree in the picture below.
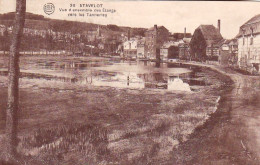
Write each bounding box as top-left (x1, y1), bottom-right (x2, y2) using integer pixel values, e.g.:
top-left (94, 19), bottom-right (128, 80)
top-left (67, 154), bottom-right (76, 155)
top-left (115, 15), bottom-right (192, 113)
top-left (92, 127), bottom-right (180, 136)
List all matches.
top-left (4, 0), bottom-right (26, 162)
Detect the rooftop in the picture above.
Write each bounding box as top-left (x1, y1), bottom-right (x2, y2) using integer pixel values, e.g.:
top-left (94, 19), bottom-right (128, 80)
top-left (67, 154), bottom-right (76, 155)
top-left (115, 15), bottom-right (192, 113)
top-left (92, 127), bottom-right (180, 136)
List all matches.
top-left (197, 25), bottom-right (223, 45)
top-left (147, 25), bottom-right (168, 32)
top-left (236, 14), bottom-right (260, 38)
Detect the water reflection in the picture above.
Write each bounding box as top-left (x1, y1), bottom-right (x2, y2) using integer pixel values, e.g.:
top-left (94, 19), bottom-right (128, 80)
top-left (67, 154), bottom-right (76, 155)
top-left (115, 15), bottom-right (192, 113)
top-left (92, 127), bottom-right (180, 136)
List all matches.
top-left (0, 57), bottom-right (210, 91)
top-left (168, 77), bottom-right (191, 91)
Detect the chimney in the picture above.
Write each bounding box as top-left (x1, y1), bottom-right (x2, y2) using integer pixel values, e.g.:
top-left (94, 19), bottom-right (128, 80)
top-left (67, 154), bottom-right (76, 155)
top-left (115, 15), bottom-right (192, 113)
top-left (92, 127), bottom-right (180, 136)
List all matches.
top-left (154, 24), bottom-right (158, 31)
top-left (218, 19), bottom-right (221, 33)
top-left (128, 29), bottom-right (130, 40)
top-left (184, 27), bottom-right (186, 38)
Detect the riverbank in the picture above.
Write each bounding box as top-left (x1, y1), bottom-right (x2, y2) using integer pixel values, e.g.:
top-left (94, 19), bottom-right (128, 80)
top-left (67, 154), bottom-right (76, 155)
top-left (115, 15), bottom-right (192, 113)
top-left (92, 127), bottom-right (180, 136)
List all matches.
top-left (166, 62), bottom-right (260, 165)
top-left (0, 61), bottom-right (233, 164)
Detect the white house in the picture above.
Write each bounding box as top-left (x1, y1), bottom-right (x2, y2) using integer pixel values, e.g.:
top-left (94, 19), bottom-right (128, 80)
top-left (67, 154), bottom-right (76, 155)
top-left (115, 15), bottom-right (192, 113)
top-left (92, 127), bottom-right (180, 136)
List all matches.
top-left (236, 14), bottom-right (260, 73)
top-left (123, 38), bottom-right (138, 59)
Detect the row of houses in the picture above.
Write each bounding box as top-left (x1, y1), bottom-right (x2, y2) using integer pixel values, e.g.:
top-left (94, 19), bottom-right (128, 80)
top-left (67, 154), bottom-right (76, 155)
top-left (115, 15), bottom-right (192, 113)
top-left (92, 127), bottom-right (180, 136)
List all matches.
top-left (166, 14), bottom-right (260, 74)
top-left (123, 25), bottom-right (192, 61)
top-left (190, 16), bottom-right (260, 73)
top-left (1, 14), bottom-right (260, 73)
top-left (122, 17), bottom-right (260, 73)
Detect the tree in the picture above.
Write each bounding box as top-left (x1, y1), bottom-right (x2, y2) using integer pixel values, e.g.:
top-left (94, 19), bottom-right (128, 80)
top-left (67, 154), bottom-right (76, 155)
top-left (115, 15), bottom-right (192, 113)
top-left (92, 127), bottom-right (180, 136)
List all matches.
top-left (4, 0), bottom-right (26, 162)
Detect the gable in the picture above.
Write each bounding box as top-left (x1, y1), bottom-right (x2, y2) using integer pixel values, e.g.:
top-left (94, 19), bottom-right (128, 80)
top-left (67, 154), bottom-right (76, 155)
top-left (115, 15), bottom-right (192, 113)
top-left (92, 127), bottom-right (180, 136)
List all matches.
top-left (190, 28), bottom-right (207, 49)
top-left (199, 25), bottom-right (223, 42)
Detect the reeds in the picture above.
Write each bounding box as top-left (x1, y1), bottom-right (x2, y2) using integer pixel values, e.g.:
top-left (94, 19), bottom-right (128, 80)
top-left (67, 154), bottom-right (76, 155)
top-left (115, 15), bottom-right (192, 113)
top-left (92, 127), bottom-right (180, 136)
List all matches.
top-left (19, 123), bottom-right (109, 163)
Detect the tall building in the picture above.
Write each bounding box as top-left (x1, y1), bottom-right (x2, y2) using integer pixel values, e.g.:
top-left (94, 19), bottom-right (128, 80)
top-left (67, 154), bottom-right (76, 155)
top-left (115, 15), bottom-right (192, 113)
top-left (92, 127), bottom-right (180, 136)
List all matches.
top-left (236, 14), bottom-right (260, 73)
top-left (145, 25), bottom-right (169, 60)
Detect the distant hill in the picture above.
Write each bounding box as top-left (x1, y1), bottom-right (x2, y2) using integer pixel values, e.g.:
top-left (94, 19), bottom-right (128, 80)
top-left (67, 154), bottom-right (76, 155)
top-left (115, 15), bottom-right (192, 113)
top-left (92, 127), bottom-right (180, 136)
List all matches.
top-left (0, 12), bottom-right (147, 36)
top-left (0, 12), bottom-right (46, 21)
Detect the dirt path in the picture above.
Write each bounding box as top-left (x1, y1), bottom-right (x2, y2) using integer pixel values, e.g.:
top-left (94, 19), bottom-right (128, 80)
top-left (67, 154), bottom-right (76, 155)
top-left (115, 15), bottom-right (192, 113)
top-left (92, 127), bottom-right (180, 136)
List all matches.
top-left (167, 63), bottom-right (260, 165)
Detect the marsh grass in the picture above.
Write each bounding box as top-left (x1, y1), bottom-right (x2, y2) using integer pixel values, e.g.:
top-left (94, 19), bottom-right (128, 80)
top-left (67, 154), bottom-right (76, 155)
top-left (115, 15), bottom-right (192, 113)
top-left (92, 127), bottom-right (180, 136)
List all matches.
top-left (0, 64), bottom-right (228, 164)
top-left (17, 123), bottom-right (111, 164)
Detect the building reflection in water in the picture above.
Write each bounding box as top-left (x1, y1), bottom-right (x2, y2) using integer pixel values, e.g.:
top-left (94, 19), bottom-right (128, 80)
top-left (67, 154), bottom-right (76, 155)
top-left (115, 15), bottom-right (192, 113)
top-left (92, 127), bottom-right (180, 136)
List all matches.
top-left (137, 72), bottom-right (191, 91)
top-left (168, 76), bottom-right (191, 91)
top-left (20, 59), bottom-right (210, 91)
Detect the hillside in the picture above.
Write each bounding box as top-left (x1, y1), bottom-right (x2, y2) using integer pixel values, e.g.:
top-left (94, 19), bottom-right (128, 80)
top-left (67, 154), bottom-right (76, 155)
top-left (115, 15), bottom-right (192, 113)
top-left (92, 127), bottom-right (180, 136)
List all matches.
top-left (0, 12), bottom-right (147, 36)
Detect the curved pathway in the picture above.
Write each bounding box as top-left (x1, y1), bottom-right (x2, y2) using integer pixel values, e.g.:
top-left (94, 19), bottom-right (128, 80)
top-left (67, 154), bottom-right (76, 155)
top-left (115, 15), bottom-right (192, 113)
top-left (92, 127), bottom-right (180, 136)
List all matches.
top-left (167, 62), bottom-right (260, 165)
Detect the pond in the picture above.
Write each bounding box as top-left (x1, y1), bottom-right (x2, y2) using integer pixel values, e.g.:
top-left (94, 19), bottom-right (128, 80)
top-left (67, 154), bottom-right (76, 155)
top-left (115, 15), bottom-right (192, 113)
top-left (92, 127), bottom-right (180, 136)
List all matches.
top-left (0, 56), bottom-right (210, 91)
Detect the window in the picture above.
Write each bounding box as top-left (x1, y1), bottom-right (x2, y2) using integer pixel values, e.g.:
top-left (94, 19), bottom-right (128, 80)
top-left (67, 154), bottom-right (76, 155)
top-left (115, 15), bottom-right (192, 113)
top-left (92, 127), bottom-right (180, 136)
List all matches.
top-left (242, 29), bottom-right (245, 45)
top-left (250, 27), bottom-right (254, 45)
top-left (250, 37), bottom-right (253, 45)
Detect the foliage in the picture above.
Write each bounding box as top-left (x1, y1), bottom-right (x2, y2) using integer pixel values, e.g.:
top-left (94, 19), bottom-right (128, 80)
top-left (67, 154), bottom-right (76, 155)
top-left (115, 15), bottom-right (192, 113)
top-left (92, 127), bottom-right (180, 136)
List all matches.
top-left (0, 12), bottom-right (45, 21)
top-left (0, 12), bottom-right (146, 53)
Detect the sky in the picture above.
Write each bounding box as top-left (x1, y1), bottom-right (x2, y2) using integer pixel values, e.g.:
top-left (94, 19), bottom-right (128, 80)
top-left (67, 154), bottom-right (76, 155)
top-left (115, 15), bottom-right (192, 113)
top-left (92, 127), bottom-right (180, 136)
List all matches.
top-left (1, 0), bottom-right (260, 39)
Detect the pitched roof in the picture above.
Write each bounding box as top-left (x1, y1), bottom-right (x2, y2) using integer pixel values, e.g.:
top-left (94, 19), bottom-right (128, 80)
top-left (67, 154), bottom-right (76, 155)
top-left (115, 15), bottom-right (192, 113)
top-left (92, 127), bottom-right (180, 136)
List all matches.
top-left (171, 33), bottom-right (192, 40)
top-left (200, 25), bottom-right (222, 40)
top-left (196, 25), bottom-right (223, 46)
top-left (243, 14), bottom-right (260, 25)
top-left (147, 25), bottom-right (168, 32)
top-left (236, 14), bottom-right (260, 38)
top-left (216, 39), bottom-right (231, 47)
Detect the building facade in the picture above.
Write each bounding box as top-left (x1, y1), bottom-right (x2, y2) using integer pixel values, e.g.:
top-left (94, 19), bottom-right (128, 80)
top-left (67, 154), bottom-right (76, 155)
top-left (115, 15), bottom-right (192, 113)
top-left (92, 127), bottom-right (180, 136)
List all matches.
top-left (190, 21), bottom-right (223, 61)
top-left (145, 25), bottom-right (169, 60)
top-left (218, 39), bottom-right (231, 66)
top-left (123, 39), bottom-right (138, 59)
top-left (160, 41), bottom-right (179, 62)
top-left (179, 38), bottom-right (191, 60)
top-left (137, 38), bottom-right (146, 59)
top-left (236, 14), bottom-right (260, 73)
top-left (218, 39), bottom-right (238, 66)
top-left (229, 39), bottom-right (238, 66)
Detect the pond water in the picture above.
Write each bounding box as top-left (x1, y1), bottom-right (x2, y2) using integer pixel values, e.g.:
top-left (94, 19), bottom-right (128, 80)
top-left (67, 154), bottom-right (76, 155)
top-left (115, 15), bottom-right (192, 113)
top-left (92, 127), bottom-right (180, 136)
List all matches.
top-left (0, 56), bottom-right (210, 91)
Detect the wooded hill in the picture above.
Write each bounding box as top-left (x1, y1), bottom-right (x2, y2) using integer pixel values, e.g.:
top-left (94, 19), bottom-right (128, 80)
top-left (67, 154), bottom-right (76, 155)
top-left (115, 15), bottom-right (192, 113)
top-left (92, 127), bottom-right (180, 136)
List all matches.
top-left (0, 12), bottom-right (146, 36)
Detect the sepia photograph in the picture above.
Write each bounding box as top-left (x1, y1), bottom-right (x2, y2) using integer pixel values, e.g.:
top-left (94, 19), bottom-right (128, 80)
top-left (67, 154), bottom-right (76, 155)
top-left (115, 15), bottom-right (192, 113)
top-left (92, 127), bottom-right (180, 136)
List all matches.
top-left (0, 0), bottom-right (260, 164)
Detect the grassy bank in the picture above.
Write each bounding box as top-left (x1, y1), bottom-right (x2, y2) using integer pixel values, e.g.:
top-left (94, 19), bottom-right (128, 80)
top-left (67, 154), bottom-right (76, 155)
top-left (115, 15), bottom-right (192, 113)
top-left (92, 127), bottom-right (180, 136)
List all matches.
top-left (0, 66), bottom-right (232, 165)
